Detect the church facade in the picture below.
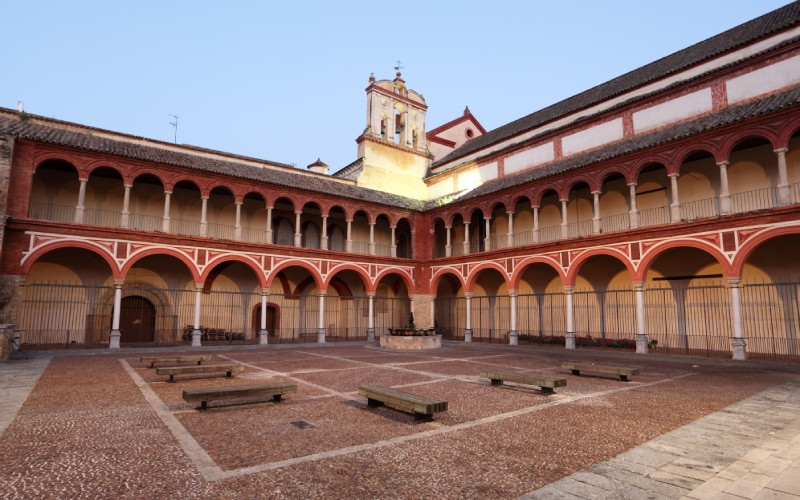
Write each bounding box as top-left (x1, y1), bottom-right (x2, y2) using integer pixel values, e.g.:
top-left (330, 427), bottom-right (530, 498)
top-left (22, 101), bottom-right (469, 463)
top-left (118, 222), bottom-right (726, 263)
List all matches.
top-left (1, 3), bottom-right (799, 361)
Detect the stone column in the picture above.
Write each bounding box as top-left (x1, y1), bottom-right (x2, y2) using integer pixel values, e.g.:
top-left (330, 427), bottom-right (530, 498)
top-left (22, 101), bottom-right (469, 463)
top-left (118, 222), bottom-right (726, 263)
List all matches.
top-left (259, 289), bottom-right (269, 344)
top-left (508, 290), bottom-right (518, 346)
top-left (200, 195), bottom-right (209, 237)
top-left (366, 292), bottom-right (375, 341)
top-left (294, 211), bottom-right (302, 247)
top-left (463, 221), bottom-right (471, 255)
top-left (192, 284), bottom-right (203, 347)
top-left (265, 206), bottom-right (273, 244)
top-left (560, 198), bottom-right (569, 239)
top-left (390, 226), bottom-right (397, 257)
top-left (162, 190), bottom-right (172, 233)
top-left (669, 173), bottom-right (682, 222)
top-left (775, 148), bottom-right (791, 206)
top-left (506, 212), bottom-right (514, 247)
top-left (75, 178), bottom-right (88, 223)
top-left (532, 205), bottom-right (540, 243)
top-left (628, 183), bottom-right (639, 228)
top-left (592, 191), bottom-right (601, 234)
top-left (345, 219), bottom-right (353, 252)
top-left (234, 201), bottom-right (243, 241)
top-left (321, 215), bottom-right (329, 250)
top-left (484, 217), bottom-right (492, 251)
top-left (729, 278), bottom-right (747, 360)
top-left (718, 161), bottom-right (732, 215)
top-left (109, 280), bottom-right (123, 349)
top-left (564, 286), bottom-right (575, 349)
top-left (317, 291), bottom-right (326, 343)
top-left (120, 184), bottom-right (131, 228)
top-left (445, 225), bottom-right (452, 257)
top-left (464, 292), bottom-right (473, 342)
top-left (369, 222), bottom-right (376, 255)
top-left (633, 282), bottom-right (648, 354)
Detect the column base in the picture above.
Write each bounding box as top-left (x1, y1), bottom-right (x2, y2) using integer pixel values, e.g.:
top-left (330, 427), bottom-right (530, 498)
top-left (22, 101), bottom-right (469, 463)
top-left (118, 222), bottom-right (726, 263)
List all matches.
top-left (317, 329), bottom-right (326, 343)
top-left (508, 330), bottom-right (518, 346)
top-left (109, 330), bottom-right (121, 349)
top-left (464, 329), bottom-right (473, 343)
top-left (366, 328), bottom-right (375, 342)
top-left (731, 337), bottom-right (747, 361)
top-left (565, 332), bottom-right (576, 350)
top-left (191, 329), bottom-right (202, 347)
top-left (635, 334), bottom-right (649, 354)
top-left (258, 329), bottom-right (269, 345)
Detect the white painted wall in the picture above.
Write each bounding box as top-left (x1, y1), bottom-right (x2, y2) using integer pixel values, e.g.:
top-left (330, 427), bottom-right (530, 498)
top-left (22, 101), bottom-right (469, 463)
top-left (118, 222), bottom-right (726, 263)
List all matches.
top-left (633, 89), bottom-right (712, 133)
top-left (562, 118), bottom-right (623, 156)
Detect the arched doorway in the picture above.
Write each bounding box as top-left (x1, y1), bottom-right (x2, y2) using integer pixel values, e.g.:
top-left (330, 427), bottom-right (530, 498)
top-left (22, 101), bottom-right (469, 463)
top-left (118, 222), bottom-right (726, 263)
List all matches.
top-left (119, 296), bottom-right (156, 343)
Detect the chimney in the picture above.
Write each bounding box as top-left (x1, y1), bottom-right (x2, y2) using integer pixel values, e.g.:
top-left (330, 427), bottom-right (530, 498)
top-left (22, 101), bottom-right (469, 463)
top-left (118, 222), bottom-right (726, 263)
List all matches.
top-left (307, 158), bottom-right (329, 175)
top-left (17, 101), bottom-right (24, 112)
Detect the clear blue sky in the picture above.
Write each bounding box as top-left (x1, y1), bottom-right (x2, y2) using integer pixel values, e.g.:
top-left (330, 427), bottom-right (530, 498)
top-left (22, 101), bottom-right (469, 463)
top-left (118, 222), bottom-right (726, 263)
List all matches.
top-left (5, 1), bottom-right (791, 172)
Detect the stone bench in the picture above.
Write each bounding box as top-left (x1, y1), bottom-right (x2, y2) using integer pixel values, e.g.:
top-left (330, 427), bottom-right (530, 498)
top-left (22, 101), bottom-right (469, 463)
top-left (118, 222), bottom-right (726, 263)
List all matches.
top-left (140, 355), bottom-right (211, 368)
top-left (561, 362), bottom-right (640, 382)
top-left (183, 382), bottom-right (297, 410)
top-left (156, 363), bottom-right (243, 382)
top-left (358, 385), bottom-right (448, 421)
top-left (480, 370), bottom-right (567, 395)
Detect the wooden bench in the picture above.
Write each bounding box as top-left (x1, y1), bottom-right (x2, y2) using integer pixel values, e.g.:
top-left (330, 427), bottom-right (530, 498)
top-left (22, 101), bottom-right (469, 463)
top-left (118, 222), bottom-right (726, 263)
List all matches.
top-left (480, 370), bottom-right (567, 395)
top-left (156, 363), bottom-right (243, 382)
top-left (358, 385), bottom-right (448, 421)
top-left (183, 382), bottom-right (297, 410)
top-left (141, 355), bottom-right (211, 368)
top-left (561, 362), bottom-right (640, 382)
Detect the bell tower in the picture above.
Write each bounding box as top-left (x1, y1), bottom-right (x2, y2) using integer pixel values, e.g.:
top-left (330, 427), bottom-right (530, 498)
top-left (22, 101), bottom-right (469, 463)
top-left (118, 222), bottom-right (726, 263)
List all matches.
top-left (351, 71), bottom-right (432, 200)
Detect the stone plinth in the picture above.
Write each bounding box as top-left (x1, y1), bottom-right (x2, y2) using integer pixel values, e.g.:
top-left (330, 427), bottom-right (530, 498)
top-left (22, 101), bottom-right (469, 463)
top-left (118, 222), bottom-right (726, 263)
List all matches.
top-left (380, 335), bottom-right (442, 350)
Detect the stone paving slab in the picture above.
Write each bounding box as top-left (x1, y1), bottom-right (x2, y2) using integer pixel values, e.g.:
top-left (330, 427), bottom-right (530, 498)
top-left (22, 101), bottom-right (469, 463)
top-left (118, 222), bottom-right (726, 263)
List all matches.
top-left (523, 378), bottom-right (800, 500)
top-left (0, 354), bottom-right (51, 437)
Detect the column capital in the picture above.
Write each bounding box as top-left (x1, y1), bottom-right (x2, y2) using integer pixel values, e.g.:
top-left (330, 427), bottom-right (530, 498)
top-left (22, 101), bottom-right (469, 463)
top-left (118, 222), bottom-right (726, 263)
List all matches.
top-left (124, 183), bottom-right (133, 189)
top-left (464, 292), bottom-right (473, 299)
top-left (366, 291), bottom-right (376, 298)
top-left (235, 200), bottom-right (243, 206)
top-left (508, 289), bottom-right (518, 297)
top-left (632, 281), bottom-right (645, 291)
top-left (164, 190), bottom-right (173, 195)
top-left (774, 147), bottom-right (789, 154)
top-left (260, 288), bottom-right (270, 296)
top-left (667, 172), bottom-right (680, 178)
top-left (113, 279), bottom-right (125, 287)
top-left (318, 290), bottom-right (327, 297)
top-left (445, 225), bottom-right (452, 229)
top-left (194, 283), bottom-right (204, 292)
top-left (201, 194), bottom-right (209, 200)
top-left (716, 160), bottom-right (729, 168)
top-left (563, 285), bottom-right (575, 293)
top-left (591, 190), bottom-right (601, 195)
top-left (532, 204), bottom-right (540, 209)
top-left (627, 182), bottom-right (637, 187)
top-left (727, 277), bottom-right (741, 287)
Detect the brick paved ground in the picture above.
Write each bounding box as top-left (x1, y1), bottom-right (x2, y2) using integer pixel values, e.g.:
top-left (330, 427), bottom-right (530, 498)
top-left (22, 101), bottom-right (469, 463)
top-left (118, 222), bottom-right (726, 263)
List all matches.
top-left (0, 343), bottom-right (798, 499)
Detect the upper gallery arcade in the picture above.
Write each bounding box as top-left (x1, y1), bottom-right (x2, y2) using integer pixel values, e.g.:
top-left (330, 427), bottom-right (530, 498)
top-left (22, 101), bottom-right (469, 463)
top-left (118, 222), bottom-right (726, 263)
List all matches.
top-left (0, 2), bottom-right (799, 361)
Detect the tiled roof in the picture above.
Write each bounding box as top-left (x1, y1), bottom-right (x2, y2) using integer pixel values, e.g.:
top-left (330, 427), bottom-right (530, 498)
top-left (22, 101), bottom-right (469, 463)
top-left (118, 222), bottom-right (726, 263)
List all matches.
top-left (432, 2), bottom-right (800, 169)
top-left (434, 84), bottom-right (800, 206)
top-left (0, 110), bottom-right (426, 211)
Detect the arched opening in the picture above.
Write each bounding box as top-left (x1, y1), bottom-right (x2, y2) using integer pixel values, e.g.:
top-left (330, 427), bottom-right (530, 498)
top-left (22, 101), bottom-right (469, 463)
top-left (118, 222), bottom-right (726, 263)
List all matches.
top-left (301, 202), bottom-right (323, 249)
top-left (739, 234), bottom-right (800, 360)
top-left (677, 150), bottom-right (718, 221)
top-left (171, 180), bottom-right (202, 236)
top-left (206, 186), bottom-right (236, 240)
top-left (434, 274), bottom-right (464, 340)
top-left (241, 192), bottom-right (268, 243)
top-left (374, 273), bottom-right (411, 339)
top-left (598, 172), bottom-right (630, 233)
top-left (636, 163), bottom-right (671, 226)
top-left (470, 268), bottom-right (508, 342)
top-left (644, 247), bottom-right (728, 356)
top-left (272, 197), bottom-right (296, 246)
top-left (129, 174), bottom-right (165, 232)
top-left (517, 262), bottom-right (565, 343)
top-left (28, 159), bottom-right (80, 222)
top-left (566, 181), bottom-right (593, 238)
top-left (728, 137), bottom-right (778, 213)
top-left (327, 206), bottom-right (347, 252)
top-left (572, 255), bottom-right (635, 346)
top-left (538, 189), bottom-right (561, 242)
top-left (395, 218), bottom-right (412, 259)
top-left (84, 167), bottom-right (124, 227)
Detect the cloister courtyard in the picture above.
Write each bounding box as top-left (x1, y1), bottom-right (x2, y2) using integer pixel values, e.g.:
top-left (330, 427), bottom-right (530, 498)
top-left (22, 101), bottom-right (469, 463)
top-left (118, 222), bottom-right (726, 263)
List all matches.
top-left (1, 342), bottom-right (799, 498)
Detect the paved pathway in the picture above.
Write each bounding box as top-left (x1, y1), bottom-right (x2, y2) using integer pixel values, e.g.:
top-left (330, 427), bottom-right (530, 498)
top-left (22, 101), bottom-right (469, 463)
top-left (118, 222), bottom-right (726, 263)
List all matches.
top-left (0, 353), bottom-right (51, 437)
top-left (2, 350), bottom-right (799, 498)
top-left (523, 378), bottom-right (800, 499)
